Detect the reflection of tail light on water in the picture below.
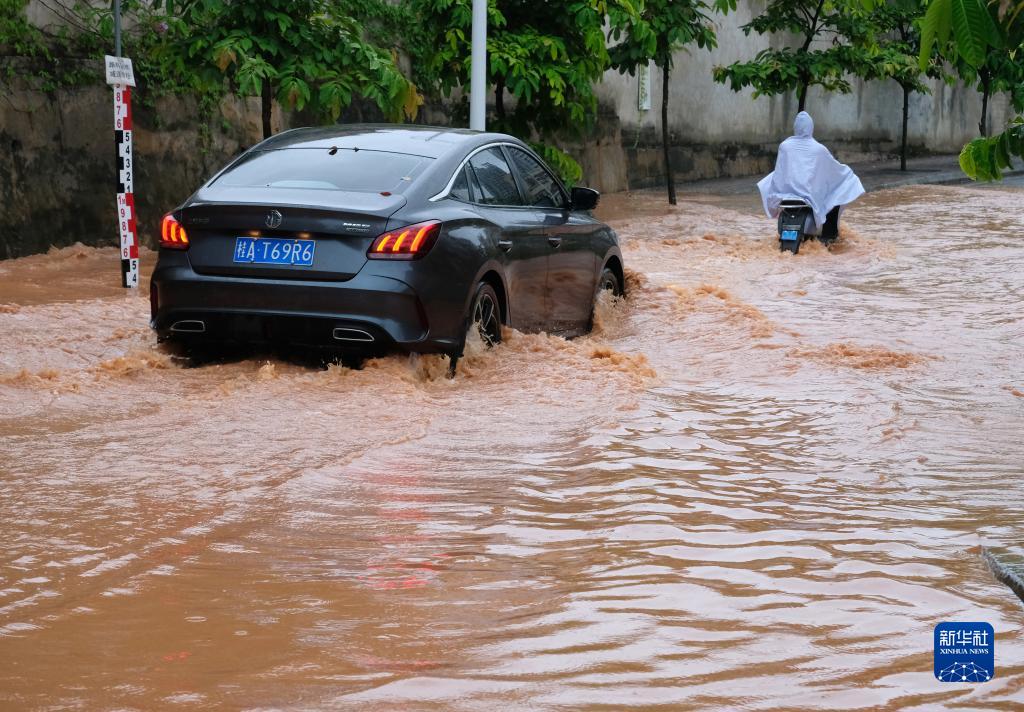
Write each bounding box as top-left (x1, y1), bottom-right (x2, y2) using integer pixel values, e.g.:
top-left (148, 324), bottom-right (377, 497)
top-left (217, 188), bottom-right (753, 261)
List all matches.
top-left (356, 468), bottom-right (450, 590)
top-left (358, 548), bottom-right (451, 591)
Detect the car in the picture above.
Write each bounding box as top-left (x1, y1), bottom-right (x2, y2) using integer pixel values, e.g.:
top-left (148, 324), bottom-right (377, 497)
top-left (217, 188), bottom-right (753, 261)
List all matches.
top-left (149, 124), bottom-right (625, 372)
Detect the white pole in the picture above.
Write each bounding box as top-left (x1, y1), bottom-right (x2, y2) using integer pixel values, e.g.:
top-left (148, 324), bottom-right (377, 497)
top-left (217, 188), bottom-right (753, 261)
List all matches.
top-left (114, 0), bottom-right (122, 56)
top-left (469, 0), bottom-right (486, 131)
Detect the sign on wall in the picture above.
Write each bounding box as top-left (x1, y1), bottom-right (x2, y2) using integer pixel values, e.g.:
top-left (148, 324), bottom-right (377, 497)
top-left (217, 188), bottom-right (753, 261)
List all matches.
top-left (638, 62), bottom-right (651, 112)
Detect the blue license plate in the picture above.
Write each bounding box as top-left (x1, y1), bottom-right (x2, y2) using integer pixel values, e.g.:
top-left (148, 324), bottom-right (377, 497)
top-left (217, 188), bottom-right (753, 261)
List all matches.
top-left (233, 237), bottom-right (315, 266)
top-left (781, 229), bottom-right (799, 241)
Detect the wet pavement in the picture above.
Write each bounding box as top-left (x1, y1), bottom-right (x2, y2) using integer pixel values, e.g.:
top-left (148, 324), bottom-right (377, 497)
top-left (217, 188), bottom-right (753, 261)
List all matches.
top-left (1, 182), bottom-right (1022, 709)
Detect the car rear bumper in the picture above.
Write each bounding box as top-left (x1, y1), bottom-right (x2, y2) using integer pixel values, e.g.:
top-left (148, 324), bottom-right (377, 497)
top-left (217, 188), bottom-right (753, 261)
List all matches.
top-left (150, 263), bottom-right (461, 354)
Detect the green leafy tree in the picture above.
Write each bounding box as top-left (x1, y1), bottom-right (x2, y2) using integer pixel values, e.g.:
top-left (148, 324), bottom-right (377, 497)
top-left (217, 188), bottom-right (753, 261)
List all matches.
top-left (861, 0), bottom-right (945, 170)
top-left (157, 0), bottom-right (419, 139)
top-left (410, 0), bottom-right (641, 182)
top-left (607, 0), bottom-right (720, 204)
top-left (919, 0), bottom-right (1024, 179)
top-left (712, 0), bottom-right (873, 112)
top-left (947, 3), bottom-right (1024, 135)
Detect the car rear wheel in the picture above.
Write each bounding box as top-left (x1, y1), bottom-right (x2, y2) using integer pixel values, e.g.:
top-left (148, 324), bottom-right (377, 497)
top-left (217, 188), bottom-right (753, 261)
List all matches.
top-left (470, 281), bottom-right (502, 347)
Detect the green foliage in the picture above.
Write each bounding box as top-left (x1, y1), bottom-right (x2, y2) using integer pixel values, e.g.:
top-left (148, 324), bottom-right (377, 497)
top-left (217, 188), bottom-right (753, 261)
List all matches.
top-left (948, 3), bottom-right (1024, 120)
top-left (409, 0), bottom-right (646, 187)
top-left (859, 1), bottom-right (940, 90)
top-left (411, 0), bottom-right (635, 136)
top-left (155, 0), bottom-right (418, 126)
top-left (1, 0), bottom-right (419, 148)
top-left (605, 0), bottom-right (721, 204)
top-left (607, 0), bottom-right (718, 73)
top-left (959, 117), bottom-right (1024, 179)
top-left (712, 0), bottom-right (876, 109)
top-left (922, 0), bottom-right (1024, 179)
top-left (713, 44), bottom-right (868, 98)
top-left (919, 0), bottom-right (1001, 68)
top-left (0, 0), bottom-right (107, 90)
top-left (0, 0), bottom-right (42, 56)
top-left (530, 141), bottom-right (583, 186)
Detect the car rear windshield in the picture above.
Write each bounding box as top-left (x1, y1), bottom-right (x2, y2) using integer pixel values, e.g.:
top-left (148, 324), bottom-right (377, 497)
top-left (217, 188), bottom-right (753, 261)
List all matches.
top-left (213, 148), bottom-right (430, 193)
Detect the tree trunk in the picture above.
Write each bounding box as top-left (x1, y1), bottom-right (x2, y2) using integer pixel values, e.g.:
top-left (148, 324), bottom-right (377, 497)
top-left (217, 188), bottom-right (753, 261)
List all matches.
top-left (979, 70), bottom-right (991, 137)
top-left (900, 84), bottom-right (909, 171)
top-left (494, 77), bottom-right (506, 124)
top-left (662, 63), bottom-right (676, 206)
top-left (261, 77), bottom-right (273, 139)
top-left (798, 82), bottom-right (808, 113)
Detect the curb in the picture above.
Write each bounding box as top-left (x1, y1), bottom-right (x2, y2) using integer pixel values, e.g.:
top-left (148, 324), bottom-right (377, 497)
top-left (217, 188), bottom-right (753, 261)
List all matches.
top-left (868, 168), bottom-right (1024, 193)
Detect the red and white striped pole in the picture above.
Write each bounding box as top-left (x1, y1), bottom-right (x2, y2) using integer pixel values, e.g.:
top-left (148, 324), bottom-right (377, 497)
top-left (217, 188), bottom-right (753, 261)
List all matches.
top-left (114, 85), bottom-right (138, 287)
top-left (108, 0), bottom-right (138, 287)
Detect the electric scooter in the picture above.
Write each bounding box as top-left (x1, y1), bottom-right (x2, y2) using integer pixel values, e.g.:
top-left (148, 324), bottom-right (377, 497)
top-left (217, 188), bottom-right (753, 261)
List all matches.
top-left (777, 199), bottom-right (837, 254)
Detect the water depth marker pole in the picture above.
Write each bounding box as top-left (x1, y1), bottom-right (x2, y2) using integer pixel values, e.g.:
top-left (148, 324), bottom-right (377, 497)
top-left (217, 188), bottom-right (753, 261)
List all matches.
top-left (469, 0), bottom-right (486, 131)
top-left (105, 0), bottom-right (138, 288)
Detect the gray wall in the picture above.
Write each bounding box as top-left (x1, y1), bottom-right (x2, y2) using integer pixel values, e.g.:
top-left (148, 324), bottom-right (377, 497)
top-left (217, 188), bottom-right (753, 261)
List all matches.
top-left (583, 6), bottom-right (1012, 191)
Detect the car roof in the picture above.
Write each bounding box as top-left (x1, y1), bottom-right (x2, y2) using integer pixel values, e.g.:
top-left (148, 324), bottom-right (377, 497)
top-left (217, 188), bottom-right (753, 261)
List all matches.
top-left (254, 124), bottom-right (520, 159)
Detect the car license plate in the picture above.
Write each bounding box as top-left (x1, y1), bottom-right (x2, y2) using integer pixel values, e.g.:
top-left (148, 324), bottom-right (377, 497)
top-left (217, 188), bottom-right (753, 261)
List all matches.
top-left (781, 229), bottom-right (799, 241)
top-left (233, 237), bottom-right (315, 266)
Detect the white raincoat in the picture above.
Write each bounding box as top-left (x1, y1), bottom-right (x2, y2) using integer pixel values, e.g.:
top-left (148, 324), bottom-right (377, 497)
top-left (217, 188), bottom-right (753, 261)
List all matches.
top-left (757, 112), bottom-right (865, 228)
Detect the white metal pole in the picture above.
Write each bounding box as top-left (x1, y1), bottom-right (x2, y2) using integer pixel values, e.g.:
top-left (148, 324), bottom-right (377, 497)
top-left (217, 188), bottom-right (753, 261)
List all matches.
top-left (469, 0), bottom-right (486, 131)
top-left (114, 0), bottom-right (122, 56)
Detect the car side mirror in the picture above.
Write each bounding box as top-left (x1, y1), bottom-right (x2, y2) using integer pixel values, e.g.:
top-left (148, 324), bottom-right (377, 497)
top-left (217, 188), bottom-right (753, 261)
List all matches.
top-left (570, 186), bottom-right (599, 211)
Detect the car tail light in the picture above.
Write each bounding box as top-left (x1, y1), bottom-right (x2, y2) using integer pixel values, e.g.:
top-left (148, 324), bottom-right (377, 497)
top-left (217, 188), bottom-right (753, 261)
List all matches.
top-left (160, 213), bottom-right (189, 250)
top-left (367, 221), bottom-right (441, 260)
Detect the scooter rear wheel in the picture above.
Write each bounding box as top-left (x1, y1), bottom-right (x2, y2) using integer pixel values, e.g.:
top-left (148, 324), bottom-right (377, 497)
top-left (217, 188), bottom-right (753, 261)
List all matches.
top-left (780, 239), bottom-right (800, 254)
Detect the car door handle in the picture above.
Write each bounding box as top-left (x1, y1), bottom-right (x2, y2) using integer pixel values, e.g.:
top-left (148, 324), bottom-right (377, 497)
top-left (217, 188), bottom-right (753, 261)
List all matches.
top-left (547, 236), bottom-right (562, 248)
top-left (498, 239), bottom-right (513, 252)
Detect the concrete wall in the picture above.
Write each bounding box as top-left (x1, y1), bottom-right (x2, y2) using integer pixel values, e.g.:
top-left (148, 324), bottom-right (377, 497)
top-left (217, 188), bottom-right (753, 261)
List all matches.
top-left (582, 5), bottom-right (1013, 191)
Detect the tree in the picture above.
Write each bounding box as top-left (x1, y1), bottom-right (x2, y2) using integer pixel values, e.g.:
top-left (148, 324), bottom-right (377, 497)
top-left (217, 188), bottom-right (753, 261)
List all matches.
top-left (712, 0), bottom-right (873, 112)
top-left (607, 0), bottom-right (719, 205)
top-left (158, 0), bottom-right (419, 139)
top-left (919, 0), bottom-right (1024, 179)
top-left (410, 0), bottom-right (642, 183)
top-left (861, 0), bottom-right (945, 170)
top-left (948, 3), bottom-right (1024, 136)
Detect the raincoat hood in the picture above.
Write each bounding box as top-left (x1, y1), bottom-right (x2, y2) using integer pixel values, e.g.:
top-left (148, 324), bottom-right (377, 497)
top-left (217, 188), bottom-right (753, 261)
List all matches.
top-left (794, 111), bottom-right (814, 138)
top-left (757, 112), bottom-right (864, 227)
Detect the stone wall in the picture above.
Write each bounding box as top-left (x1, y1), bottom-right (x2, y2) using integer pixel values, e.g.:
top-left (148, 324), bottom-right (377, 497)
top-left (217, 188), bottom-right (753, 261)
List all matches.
top-left (0, 62), bottom-right (278, 259)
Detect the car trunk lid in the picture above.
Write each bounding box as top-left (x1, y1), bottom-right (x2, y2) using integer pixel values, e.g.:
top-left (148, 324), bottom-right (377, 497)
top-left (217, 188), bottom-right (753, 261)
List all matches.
top-left (182, 188), bottom-right (406, 281)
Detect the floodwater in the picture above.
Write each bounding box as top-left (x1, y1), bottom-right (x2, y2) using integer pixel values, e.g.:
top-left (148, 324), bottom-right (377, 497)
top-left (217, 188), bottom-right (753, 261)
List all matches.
top-left (1, 183), bottom-right (1023, 710)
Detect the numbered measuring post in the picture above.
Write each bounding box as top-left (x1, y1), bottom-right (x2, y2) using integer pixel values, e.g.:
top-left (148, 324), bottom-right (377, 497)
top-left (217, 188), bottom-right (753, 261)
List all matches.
top-left (106, 55), bottom-right (138, 288)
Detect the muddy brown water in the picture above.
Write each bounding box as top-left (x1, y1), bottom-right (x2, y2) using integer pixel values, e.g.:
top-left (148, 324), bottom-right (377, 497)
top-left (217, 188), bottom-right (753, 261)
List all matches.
top-left (1, 184), bottom-right (1023, 710)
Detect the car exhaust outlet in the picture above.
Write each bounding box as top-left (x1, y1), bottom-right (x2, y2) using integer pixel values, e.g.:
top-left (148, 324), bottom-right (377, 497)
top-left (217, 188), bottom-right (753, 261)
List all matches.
top-left (170, 320), bottom-right (206, 333)
top-left (332, 328), bottom-right (375, 343)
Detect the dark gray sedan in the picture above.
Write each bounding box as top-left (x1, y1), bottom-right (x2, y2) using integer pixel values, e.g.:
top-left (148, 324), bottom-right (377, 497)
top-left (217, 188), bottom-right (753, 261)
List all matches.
top-left (150, 125), bottom-right (624, 369)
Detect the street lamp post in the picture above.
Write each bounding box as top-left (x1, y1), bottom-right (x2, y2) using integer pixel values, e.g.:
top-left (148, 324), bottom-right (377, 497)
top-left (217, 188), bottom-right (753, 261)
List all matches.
top-left (469, 0), bottom-right (486, 131)
top-left (114, 0), bottom-right (121, 56)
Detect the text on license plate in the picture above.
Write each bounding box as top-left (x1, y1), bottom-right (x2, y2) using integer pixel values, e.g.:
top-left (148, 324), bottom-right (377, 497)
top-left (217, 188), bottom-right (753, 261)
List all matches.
top-left (233, 237), bottom-right (315, 266)
top-left (781, 229), bottom-right (799, 241)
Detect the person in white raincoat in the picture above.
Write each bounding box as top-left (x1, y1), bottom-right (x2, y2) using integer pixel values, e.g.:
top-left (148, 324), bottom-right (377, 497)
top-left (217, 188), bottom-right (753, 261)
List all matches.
top-left (757, 112), bottom-right (865, 240)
